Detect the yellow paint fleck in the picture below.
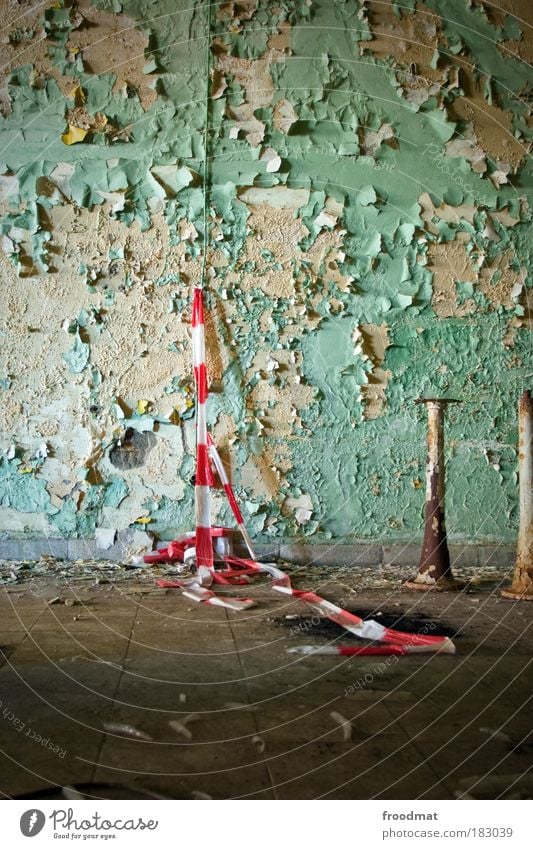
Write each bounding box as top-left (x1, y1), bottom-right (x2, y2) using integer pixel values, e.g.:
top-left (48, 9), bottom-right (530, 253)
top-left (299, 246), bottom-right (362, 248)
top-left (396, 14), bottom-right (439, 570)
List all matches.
top-left (70, 85), bottom-right (86, 105)
top-left (137, 399), bottom-right (151, 415)
top-left (61, 125), bottom-right (88, 145)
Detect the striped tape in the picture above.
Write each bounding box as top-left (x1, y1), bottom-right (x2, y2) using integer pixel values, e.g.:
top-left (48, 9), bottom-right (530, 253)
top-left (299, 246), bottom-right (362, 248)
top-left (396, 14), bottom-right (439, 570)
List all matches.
top-left (288, 643), bottom-right (455, 656)
top-left (151, 287), bottom-right (455, 656)
top-left (155, 552), bottom-right (456, 655)
top-left (192, 287), bottom-right (213, 568)
top-left (206, 433), bottom-right (257, 560)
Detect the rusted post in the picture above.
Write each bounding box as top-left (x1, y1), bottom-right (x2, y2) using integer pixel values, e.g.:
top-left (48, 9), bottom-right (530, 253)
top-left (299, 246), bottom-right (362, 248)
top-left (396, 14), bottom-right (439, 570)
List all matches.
top-left (405, 398), bottom-right (463, 591)
top-left (502, 389), bottom-right (533, 601)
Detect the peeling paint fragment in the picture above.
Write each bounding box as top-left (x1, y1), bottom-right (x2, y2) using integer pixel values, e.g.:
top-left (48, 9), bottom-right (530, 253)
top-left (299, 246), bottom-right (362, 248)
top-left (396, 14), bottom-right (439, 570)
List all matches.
top-left (428, 241), bottom-right (479, 318)
top-left (273, 97), bottom-right (298, 133)
top-left (62, 330), bottom-right (90, 373)
top-left (362, 122), bottom-right (396, 155)
top-left (260, 147), bottom-right (282, 173)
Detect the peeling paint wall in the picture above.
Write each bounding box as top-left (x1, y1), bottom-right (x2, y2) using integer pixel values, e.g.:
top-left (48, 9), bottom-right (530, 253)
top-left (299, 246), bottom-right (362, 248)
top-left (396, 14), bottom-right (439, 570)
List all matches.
top-left (0, 0), bottom-right (531, 545)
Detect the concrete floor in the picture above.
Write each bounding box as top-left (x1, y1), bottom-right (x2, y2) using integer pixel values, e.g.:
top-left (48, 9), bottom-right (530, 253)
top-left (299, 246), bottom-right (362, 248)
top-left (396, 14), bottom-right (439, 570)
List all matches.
top-left (0, 561), bottom-right (532, 800)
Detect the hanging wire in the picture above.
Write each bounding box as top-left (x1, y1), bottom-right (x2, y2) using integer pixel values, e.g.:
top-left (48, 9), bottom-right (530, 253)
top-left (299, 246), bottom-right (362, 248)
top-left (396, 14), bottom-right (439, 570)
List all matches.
top-left (199, 0), bottom-right (212, 290)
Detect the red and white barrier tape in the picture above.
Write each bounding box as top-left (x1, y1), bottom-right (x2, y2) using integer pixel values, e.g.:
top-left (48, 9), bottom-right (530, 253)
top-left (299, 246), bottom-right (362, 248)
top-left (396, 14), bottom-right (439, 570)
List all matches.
top-left (155, 549), bottom-right (456, 655)
top-left (206, 433), bottom-right (257, 560)
top-left (288, 643), bottom-right (455, 656)
top-left (151, 287), bottom-right (456, 657)
top-left (192, 287), bottom-right (214, 568)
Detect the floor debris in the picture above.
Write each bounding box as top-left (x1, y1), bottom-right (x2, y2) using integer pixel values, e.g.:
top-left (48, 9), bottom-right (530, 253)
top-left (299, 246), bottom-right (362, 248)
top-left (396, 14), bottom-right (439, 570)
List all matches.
top-left (252, 734), bottom-right (266, 753)
top-left (0, 557), bottom-right (511, 594)
top-left (330, 711), bottom-right (353, 742)
top-left (71, 657), bottom-right (123, 670)
top-left (479, 726), bottom-right (514, 745)
top-left (479, 727), bottom-right (533, 755)
top-left (0, 556), bottom-right (211, 592)
top-left (169, 714), bottom-right (200, 740)
top-left (455, 774), bottom-right (533, 800)
top-left (103, 723), bottom-right (153, 741)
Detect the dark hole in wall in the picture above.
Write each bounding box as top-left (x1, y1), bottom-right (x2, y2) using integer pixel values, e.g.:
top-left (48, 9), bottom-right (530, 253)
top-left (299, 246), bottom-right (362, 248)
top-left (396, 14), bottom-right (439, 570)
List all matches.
top-left (109, 428), bottom-right (157, 469)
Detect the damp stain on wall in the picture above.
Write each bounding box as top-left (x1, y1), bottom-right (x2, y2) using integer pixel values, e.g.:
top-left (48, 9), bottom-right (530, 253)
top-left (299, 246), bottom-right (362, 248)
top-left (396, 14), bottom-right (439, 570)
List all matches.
top-left (0, 0), bottom-right (531, 544)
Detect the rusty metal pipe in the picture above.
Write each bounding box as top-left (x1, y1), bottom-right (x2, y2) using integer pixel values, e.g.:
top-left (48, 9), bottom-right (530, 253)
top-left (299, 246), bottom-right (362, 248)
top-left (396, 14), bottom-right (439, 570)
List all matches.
top-left (502, 389), bottom-right (533, 601)
top-left (405, 398), bottom-right (463, 591)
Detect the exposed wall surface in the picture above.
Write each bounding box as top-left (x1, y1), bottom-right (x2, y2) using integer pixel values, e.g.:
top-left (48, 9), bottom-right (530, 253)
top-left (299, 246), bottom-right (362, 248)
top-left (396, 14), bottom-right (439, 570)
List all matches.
top-left (0, 0), bottom-right (531, 546)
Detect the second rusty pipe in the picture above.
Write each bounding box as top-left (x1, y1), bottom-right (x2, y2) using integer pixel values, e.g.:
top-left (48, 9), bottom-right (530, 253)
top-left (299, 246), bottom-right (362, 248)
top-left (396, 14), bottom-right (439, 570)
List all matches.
top-left (502, 389), bottom-right (533, 601)
top-left (405, 398), bottom-right (462, 591)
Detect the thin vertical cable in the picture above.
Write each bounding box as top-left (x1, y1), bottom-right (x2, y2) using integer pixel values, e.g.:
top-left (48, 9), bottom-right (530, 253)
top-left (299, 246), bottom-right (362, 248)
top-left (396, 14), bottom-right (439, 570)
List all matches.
top-left (199, 0), bottom-right (212, 289)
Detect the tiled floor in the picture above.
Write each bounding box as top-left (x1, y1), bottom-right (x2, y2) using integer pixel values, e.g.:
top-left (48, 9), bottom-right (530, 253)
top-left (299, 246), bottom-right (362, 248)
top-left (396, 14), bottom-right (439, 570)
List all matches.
top-left (0, 563), bottom-right (532, 799)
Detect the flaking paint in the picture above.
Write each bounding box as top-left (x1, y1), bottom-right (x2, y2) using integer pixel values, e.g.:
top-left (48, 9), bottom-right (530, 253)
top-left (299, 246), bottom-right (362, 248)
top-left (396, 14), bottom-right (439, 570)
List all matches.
top-left (0, 0), bottom-right (531, 545)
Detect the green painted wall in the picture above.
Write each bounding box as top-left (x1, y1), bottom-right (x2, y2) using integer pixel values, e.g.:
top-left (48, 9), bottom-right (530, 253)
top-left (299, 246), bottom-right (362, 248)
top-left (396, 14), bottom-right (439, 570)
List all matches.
top-left (0, 0), bottom-right (531, 545)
